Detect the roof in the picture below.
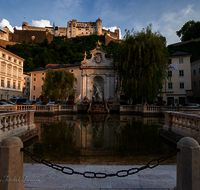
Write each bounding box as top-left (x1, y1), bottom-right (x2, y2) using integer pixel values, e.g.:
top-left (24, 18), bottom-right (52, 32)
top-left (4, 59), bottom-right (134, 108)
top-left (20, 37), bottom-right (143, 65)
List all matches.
top-left (30, 62), bottom-right (81, 72)
top-left (31, 67), bottom-right (45, 72)
top-left (45, 63), bottom-right (70, 68)
top-left (0, 29), bottom-right (6, 34)
top-left (169, 51), bottom-right (192, 57)
top-left (191, 58), bottom-right (200, 64)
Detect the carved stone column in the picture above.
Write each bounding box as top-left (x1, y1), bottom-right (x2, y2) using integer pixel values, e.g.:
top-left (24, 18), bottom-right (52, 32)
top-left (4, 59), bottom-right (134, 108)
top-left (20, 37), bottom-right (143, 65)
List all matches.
top-left (106, 74), bottom-right (110, 101)
top-left (82, 74), bottom-right (86, 99)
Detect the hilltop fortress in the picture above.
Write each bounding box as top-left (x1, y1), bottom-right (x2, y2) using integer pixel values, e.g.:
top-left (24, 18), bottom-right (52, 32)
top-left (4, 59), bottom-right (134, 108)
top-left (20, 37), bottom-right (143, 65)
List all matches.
top-left (0, 19), bottom-right (120, 47)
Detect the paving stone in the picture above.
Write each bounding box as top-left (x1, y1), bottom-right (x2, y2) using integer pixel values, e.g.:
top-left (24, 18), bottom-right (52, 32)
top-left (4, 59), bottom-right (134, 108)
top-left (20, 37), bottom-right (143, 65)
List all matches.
top-left (23, 164), bottom-right (176, 189)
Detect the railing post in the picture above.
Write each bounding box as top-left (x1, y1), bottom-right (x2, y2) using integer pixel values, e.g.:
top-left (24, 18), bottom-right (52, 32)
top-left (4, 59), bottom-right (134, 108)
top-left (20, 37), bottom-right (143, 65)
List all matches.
top-left (26, 110), bottom-right (35, 130)
top-left (175, 137), bottom-right (200, 190)
top-left (73, 105), bottom-right (77, 113)
top-left (0, 137), bottom-right (25, 190)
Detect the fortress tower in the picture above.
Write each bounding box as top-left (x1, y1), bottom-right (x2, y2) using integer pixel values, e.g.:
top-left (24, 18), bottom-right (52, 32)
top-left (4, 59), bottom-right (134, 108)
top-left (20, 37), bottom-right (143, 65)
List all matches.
top-left (96, 18), bottom-right (102, 35)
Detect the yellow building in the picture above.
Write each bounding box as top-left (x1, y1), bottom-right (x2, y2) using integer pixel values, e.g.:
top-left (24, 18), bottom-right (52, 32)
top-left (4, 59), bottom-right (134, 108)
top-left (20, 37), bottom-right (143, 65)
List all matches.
top-left (0, 45), bottom-right (24, 100)
top-left (29, 63), bottom-right (81, 102)
top-left (162, 51), bottom-right (192, 105)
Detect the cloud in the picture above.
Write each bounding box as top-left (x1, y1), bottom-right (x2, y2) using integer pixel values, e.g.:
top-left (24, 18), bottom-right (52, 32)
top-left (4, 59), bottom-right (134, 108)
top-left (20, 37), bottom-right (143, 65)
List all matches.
top-left (0, 19), bottom-right (22, 32)
top-left (32, 19), bottom-right (52, 27)
top-left (0, 19), bottom-right (14, 32)
top-left (103, 26), bottom-right (122, 39)
top-left (150, 4), bottom-right (200, 45)
top-left (15, 26), bottom-right (22, 30)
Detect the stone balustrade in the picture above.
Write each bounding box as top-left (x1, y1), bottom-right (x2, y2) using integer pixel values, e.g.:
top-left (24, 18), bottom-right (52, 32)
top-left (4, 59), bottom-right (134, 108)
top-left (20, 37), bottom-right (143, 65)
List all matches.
top-left (16, 105), bottom-right (34, 111)
top-left (120, 105), bottom-right (200, 115)
top-left (0, 105), bottom-right (16, 112)
top-left (163, 111), bottom-right (200, 143)
top-left (0, 110), bottom-right (35, 142)
top-left (13, 105), bottom-right (77, 114)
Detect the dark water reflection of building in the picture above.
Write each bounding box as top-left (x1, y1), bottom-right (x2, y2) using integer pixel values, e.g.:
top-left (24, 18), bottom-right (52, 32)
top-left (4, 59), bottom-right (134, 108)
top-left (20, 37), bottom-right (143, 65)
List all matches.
top-left (24, 114), bottom-right (176, 165)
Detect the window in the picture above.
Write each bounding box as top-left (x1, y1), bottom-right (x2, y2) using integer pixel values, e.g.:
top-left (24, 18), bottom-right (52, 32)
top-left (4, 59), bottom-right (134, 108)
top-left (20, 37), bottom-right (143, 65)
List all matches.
top-left (193, 70), bottom-right (196, 76)
top-left (13, 82), bottom-right (16, 89)
top-left (194, 81), bottom-right (196, 86)
top-left (7, 81), bottom-right (10, 88)
top-left (169, 59), bottom-right (172, 64)
top-left (168, 71), bottom-right (172, 77)
top-left (41, 77), bottom-right (44, 81)
top-left (179, 58), bottom-right (183, 63)
top-left (19, 61), bottom-right (21, 65)
top-left (34, 74), bottom-right (36, 76)
top-left (14, 59), bottom-right (16, 63)
top-left (71, 70), bottom-right (73, 73)
top-left (33, 78), bottom-right (36, 81)
top-left (42, 73), bottom-right (44, 75)
top-left (8, 56), bottom-right (11, 61)
top-left (2, 53), bottom-right (5, 58)
top-left (18, 83), bottom-right (20, 89)
top-left (41, 85), bottom-right (43, 91)
top-left (27, 82), bottom-right (30, 86)
top-left (168, 82), bottom-right (173, 89)
top-left (179, 82), bottom-right (185, 89)
top-left (33, 86), bottom-right (36, 91)
top-left (179, 70), bottom-right (184, 77)
top-left (33, 95), bottom-right (35, 100)
top-left (1, 80), bottom-right (4, 87)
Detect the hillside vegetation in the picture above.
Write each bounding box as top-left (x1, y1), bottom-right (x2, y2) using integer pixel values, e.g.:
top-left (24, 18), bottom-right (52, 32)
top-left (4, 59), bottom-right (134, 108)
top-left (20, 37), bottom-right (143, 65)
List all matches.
top-left (168, 40), bottom-right (200, 62)
top-left (6, 35), bottom-right (120, 72)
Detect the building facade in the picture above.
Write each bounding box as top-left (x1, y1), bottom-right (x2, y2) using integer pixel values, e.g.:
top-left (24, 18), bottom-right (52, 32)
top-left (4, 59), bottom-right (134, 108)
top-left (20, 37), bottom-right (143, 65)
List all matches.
top-left (0, 46), bottom-right (24, 100)
top-left (162, 51), bottom-right (192, 105)
top-left (29, 63), bottom-right (81, 102)
top-left (23, 72), bottom-right (31, 100)
top-left (191, 58), bottom-right (200, 102)
top-left (80, 41), bottom-right (116, 103)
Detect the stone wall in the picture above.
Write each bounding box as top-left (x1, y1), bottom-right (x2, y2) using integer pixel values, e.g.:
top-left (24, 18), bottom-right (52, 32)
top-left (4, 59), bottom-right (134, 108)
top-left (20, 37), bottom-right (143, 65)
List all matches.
top-left (12, 28), bottom-right (53, 43)
top-left (0, 39), bottom-right (18, 48)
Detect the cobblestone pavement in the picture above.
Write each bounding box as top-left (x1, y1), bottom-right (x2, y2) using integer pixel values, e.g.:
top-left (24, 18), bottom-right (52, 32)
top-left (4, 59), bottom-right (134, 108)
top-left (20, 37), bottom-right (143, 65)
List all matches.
top-left (24, 164), bottom-right (176, 189)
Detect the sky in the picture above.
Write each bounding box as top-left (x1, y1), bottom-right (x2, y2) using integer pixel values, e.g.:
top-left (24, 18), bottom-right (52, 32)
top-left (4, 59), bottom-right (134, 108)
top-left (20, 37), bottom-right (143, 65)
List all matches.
top-left (0, 0), bottom-right (200, 45)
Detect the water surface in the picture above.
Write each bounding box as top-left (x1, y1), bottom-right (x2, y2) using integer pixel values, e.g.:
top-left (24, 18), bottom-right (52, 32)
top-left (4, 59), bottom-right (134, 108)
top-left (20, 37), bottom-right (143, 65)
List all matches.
top-left (24, 114), bottom-right (177, 165)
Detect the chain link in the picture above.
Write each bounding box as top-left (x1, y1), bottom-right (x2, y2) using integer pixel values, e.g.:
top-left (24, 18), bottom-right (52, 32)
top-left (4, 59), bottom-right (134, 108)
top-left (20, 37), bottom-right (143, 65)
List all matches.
top-left (21, 148), bottom-right (180, 179)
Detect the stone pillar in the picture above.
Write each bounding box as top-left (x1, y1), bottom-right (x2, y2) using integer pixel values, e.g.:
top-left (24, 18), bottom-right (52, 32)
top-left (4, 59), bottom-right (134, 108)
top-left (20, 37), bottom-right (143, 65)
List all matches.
top-left (175, 137), bottom-right (200, 190)
top-left (0, 137), bottom-right (25, 190)
top-left (163, 112), bottom-right (172, 131)
top-left (82, 74), bottom-right (86, 99)
top-left (106, 75), bottom-right (109, 101)
top-left (26, 110), bottom-right (35, 130)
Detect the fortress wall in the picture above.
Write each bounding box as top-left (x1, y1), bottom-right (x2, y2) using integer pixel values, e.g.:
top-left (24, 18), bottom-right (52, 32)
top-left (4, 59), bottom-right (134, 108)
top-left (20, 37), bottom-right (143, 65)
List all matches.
top-left (0, 39), bottom-right (18, 48)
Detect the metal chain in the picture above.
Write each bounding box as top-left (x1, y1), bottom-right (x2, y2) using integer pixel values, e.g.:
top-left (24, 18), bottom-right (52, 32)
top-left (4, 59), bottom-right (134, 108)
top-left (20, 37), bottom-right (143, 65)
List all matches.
top-left (21, 148), bottom-right (180, 179)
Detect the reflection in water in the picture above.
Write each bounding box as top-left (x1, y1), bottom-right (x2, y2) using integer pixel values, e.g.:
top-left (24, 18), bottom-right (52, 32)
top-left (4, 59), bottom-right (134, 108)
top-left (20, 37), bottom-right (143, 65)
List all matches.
top-left (24, 114), bottom-right (176, 165)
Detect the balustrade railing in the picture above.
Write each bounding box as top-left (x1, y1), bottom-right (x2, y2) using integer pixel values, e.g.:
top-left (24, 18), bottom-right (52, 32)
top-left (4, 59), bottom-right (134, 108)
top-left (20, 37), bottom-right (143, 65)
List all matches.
top-left (14, 104), bottom-right (75, 113)
top-left (0, 111), bottom-right (35, 142)
top-left (164, 111), bottom-right (200, 143)
top-left (16, 105), bottom-right (34, 111)
top-left (120, 105), bottom-right (200, 114)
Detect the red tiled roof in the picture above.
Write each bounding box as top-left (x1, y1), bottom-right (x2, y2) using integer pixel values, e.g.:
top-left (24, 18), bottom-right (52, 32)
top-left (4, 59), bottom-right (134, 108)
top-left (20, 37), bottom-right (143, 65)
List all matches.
top-left (45, 64), bottom-right (70, 68)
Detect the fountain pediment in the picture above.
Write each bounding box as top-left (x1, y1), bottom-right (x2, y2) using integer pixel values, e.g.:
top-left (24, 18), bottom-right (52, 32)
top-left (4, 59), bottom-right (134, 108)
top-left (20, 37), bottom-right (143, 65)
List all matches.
top-left (81, 40), bottom-right (114, 68)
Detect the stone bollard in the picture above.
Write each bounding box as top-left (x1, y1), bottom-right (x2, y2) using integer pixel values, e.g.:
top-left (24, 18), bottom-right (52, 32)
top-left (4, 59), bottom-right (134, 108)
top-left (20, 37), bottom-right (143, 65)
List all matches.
top-left (0, 137), bottom-right (25, 190)
top-left (175, 137), bottom-right (200, 190)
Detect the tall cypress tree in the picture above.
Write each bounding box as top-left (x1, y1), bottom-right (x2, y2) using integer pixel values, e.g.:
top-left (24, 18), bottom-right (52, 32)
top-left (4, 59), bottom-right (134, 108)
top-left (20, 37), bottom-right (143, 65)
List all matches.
top-left (117, 25), bottom-right (168, 104)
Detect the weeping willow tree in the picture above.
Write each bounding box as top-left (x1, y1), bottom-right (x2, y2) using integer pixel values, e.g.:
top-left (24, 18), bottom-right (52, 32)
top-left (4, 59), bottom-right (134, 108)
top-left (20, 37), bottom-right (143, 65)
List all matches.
top-left (42, 69), bottom-right (77, 102)
top-left (117, 24), bottom-right (169, 104)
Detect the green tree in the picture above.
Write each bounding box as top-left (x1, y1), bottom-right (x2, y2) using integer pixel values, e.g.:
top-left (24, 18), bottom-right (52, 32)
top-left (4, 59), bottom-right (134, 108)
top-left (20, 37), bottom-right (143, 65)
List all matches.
top-left (42, 69), bottom-right (77, 103)
top-left (116, 25), bottom-right (168, 104)
top-left (176, 20), bottom-right (200, 41)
